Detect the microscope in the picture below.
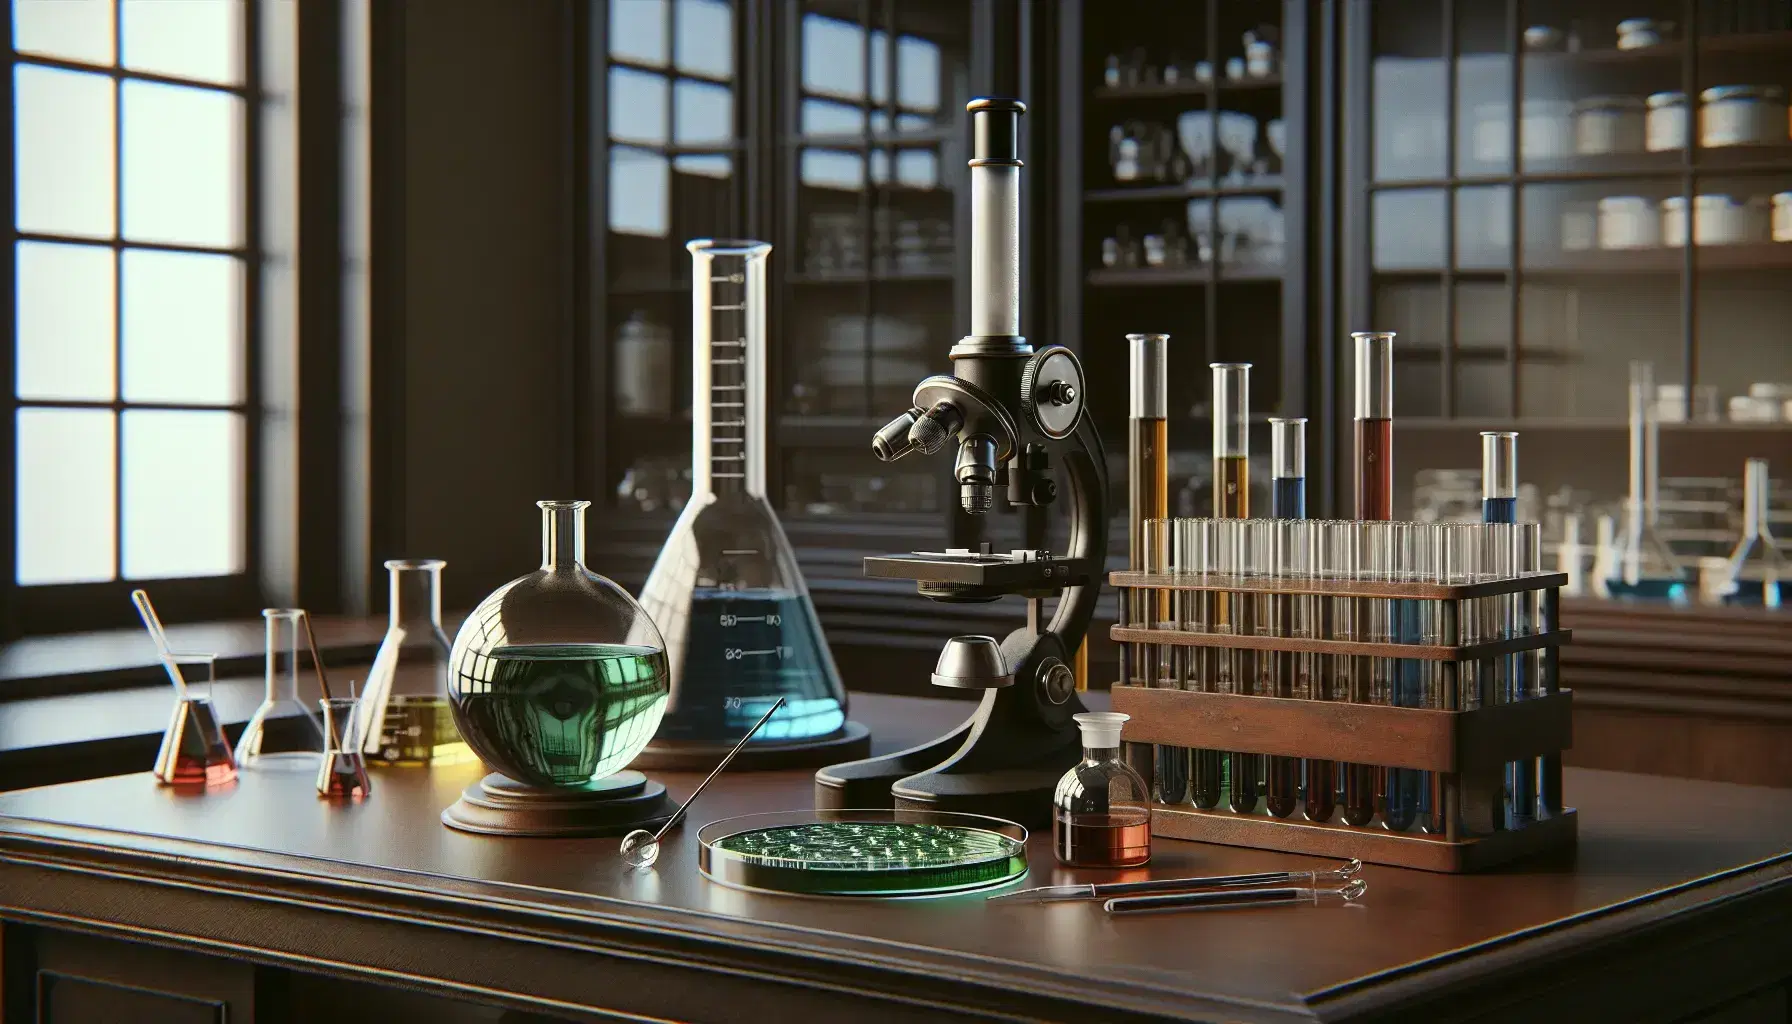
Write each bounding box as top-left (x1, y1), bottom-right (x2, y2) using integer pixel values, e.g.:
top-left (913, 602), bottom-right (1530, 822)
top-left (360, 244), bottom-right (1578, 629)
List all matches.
top-left (814, 99), bottom-right (1109, 829)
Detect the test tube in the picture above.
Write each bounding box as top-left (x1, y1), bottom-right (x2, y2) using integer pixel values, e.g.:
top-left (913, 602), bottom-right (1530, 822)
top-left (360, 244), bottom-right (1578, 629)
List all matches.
top-left (1230, 519), bottom-right (1267, 815)
top-left (1349, 332), bottom-right (1395, 829)
top-left (1267, 418), bottom-right (1306, 820)
top-left (1188, 519), bottom-right (1223, 809)
top-left (1127, 335), bottom-right (1170, 791)
top-left (1211, 364), bottom-right (1250, 812)
top-left (1300, 520), bottom-right (1336, 823)
top-left (1481, 433), bottom-right (1531, 824)
top-left (1265, 519), bottom-right (1300, 819)
top-left (1145, 519), bottom-right (1188, 806)
top-left (1328, 520), bottom-right (1375, 825)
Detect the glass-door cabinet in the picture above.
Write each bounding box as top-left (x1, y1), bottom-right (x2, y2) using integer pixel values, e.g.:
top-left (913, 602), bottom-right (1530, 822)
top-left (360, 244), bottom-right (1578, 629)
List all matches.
top-left (589, 0), bottom-right (1006, 688)
top-left (1342, 1), bottom-right (1792, 544)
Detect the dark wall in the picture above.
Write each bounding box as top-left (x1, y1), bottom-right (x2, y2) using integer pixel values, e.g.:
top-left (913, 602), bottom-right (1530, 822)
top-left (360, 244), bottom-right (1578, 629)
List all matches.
top-left (371, 0), bottom-right (580, 612)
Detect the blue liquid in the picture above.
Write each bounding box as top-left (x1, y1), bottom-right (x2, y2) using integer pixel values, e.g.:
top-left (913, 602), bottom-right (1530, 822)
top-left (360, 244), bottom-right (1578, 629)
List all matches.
top-left (1604, 578), bottom-right (1690, 604)
top-left (1483, 495), bottom-right (1532, 823)
top-left (1482, 496), bottom-right (1517, 523)
top-left (655, 588), bottom-right (847, 744)
top-left (1271, 477), bottom-right (1305, 519)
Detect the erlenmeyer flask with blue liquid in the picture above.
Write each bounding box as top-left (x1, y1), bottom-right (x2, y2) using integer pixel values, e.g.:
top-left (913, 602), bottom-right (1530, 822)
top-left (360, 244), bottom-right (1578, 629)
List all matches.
top-left (634, 239), bottom-right (869, 770)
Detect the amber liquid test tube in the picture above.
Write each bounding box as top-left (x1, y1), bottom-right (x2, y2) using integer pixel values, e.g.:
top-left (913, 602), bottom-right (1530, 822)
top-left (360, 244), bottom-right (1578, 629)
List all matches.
top-left (1127, 334), bottom-right (1175, 800)
top-left (1347, 331), bottom-right (1395, 829)
top-left (1212, 363), bottom-right (1259, 815)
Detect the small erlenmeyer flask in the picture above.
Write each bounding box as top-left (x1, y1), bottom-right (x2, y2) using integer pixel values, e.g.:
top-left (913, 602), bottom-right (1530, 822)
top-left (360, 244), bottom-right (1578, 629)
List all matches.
top-left (357, 559), bottom-right (470, 766)
top-left (318, 696), bottom-right (372, 799)
top-left (236, 608), bottom-right (327, 766)
top-left (637, 240), bottom-right (857, 764)
top-left (1607, 361), bottom-right (1687, 601)
top-left (154, 653), bottom-right (237, 787)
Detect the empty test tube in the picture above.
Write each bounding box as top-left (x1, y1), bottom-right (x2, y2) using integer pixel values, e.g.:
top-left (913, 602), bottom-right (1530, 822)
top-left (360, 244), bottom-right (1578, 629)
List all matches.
top-left (1145, 519), bottom-right (1188, 806)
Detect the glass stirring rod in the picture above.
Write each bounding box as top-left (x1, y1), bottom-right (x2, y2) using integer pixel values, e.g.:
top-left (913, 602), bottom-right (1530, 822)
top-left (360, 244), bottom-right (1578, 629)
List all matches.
top-left (1106, 877), bottom-right (1366, 915)
top-left (987, 858), bottom-right (1361, 903)
top-left (621, 696), bottom-right (786, 870)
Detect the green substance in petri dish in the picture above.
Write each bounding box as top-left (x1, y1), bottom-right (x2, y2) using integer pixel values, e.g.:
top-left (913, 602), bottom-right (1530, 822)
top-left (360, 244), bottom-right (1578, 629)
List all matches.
top-left (706, 822), bottom-right (1028, 896)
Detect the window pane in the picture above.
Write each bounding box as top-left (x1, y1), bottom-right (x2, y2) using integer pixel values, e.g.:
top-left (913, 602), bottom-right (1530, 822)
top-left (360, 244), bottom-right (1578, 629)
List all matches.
top-left (17, 242), bottom-right (115, 402)
top-left (897, 35), bottom-right (940, 112)
top-left (122, 81), bottom-right (243, 248)
top-left (1373, 189), bottom-right (1446, 269)
top-left (122, 250), bottom-right (243, 404)
top-left (673, 154), bottom-right (731, 179)
top-left (610, 0), bottom-right (668, 65)
top-left (673, 79), bottom-right (731, 144)
top-left (675, 0), bottom-right (732, 79)
top-left (800, 98), bottom-right (863, 137)
top-left (609, 67), bottom-right (669, 145)
top-left (896, 149), bottom-right (939, 189)
top-left (122, 410), bottom-right (243, 579)
top-left (17, 408), bottom-right (116, 585)
top-left (802, 15), bottom-right (863, 99)
top-left (14, 0), bottom-right (114, 65)
top-left (801, 149), bottom-right (865, 190)
top-left (15, 65), bottom-right (116, 239)
top-left (609, 147), bottom-right (670, 236)
top-left (121, 0), bottom-right (242, 85)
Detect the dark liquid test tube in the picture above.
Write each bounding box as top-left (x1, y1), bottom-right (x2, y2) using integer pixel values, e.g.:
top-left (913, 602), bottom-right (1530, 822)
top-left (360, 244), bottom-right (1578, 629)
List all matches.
top-left (1266, 418), bottom-right (1306, 819)
top-left (1346, 332), bottom-right (1395, 829)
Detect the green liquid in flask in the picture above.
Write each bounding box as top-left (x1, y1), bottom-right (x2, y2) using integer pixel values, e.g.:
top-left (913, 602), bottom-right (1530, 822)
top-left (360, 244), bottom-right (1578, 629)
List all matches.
top-left (451, 643), bottom-right (668, 788)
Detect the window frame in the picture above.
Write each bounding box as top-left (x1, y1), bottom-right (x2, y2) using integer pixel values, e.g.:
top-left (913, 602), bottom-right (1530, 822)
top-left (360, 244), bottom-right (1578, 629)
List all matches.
top-left (2, 0), bottom-right (267, 637)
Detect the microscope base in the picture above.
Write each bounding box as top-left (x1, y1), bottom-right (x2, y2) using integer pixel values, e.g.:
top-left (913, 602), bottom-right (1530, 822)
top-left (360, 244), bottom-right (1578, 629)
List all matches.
top-left (813, 687), bottom-right (1085, 830)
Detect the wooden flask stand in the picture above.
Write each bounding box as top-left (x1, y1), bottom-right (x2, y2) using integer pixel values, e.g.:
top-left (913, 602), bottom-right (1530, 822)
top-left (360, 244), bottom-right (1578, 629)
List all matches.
top-left (1109, 570), bottom-right (1575, 873)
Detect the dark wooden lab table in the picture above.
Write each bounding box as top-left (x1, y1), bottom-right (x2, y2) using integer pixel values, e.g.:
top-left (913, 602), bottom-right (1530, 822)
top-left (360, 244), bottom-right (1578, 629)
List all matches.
top-left (2, 692), bottom-right (1790, 1024)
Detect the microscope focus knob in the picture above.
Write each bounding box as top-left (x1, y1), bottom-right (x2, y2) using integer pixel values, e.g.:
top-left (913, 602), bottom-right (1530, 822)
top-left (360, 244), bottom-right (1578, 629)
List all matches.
top-left (1019, 346), bottom-right (1086, 440)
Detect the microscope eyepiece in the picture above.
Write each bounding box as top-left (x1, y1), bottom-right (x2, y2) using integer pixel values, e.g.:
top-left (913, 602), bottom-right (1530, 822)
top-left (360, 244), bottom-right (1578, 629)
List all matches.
top-left (872, 409), bottom-right (922, 461)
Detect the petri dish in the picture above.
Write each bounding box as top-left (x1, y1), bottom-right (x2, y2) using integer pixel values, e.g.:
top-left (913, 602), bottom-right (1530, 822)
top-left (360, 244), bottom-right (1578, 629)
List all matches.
top-left (697, 808), bottom-right (1029, 897)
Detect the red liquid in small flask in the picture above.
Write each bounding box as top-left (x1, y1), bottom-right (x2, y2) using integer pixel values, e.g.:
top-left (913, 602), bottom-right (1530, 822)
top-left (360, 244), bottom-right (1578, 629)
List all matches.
top-left (1053, 712), bottom-right (1152, 868)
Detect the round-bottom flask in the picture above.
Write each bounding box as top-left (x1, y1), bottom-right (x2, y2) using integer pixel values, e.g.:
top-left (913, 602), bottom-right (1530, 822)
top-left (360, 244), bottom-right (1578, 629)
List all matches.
top-left (1052, 712), bottom-right (1153, 867)
top-left (446, 501), bottom-right (670, 789)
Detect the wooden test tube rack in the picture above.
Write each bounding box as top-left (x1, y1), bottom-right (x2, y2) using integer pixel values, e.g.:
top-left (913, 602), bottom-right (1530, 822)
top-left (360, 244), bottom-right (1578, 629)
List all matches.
top-left (1109, 570), bottom-right (1575, 873)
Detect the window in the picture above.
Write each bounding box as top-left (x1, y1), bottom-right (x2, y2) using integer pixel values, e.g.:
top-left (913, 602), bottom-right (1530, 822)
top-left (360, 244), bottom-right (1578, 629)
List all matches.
top-left (8, 0), bottom-right (256, 631)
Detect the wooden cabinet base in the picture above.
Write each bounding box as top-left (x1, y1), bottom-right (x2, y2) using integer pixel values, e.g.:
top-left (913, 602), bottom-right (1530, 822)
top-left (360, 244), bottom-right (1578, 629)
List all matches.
top-left (1147, 804), bottom-right (1579, 873)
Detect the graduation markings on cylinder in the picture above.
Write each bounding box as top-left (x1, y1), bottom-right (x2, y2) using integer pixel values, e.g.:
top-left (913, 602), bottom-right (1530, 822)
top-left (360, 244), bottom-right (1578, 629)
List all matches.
top-left (714, 555), bottom-right (792, 661)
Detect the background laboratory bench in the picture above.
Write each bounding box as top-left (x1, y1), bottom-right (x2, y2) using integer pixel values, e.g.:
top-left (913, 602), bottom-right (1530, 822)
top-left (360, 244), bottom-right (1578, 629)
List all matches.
top-left (3, 691), bottom-right (1792, 1024)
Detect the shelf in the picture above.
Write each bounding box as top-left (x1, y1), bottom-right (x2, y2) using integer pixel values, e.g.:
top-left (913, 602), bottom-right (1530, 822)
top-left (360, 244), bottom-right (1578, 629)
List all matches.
top-left (1085, 182), bottom-right (1283, 203)
top-left (1087, 264), bottom-right (1282, 286)
top-left (1394, 417), bottom-right (1792, 432)
top-left (1092, 75), bottom-right (1282, 100)
top-left (1396, 345), bottom-right (1582, 363)
top-left (1516, 30), bottom-right (1792, 68)
top-left (1371, 242), bottom-right (1792, 278)
top-left (788, 269), bottom-right (954, 284)
top-left (1370, 143), bottom-right (1792, 188)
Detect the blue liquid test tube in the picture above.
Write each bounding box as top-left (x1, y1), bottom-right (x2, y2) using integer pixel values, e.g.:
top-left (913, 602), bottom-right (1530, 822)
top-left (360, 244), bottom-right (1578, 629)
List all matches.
top-left (1267, 418), bottom-right (1307, 820)
top-left (1482, 430), bottom-right (1531, 826)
